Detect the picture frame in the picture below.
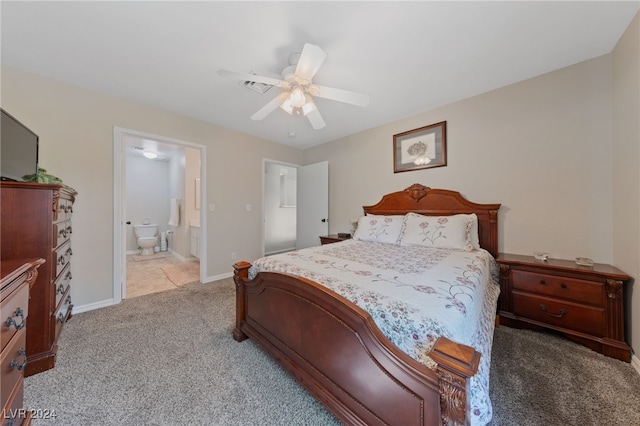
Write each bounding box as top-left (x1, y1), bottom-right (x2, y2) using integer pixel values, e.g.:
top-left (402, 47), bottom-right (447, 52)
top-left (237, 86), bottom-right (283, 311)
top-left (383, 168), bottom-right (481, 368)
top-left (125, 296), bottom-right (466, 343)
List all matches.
top-left (393, 121), bottom-right (447, 173)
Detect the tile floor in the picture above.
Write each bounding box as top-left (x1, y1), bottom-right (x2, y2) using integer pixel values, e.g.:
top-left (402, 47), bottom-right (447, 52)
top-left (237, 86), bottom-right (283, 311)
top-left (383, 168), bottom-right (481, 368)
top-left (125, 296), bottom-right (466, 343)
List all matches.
top-left (126, 252), bottom-right (196, 299)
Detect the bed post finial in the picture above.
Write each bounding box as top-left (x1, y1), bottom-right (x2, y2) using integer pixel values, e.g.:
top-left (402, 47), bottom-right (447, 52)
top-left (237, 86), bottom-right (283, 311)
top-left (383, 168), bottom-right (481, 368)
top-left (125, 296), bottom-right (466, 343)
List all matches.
top-left (429, 336), bottom-right (481, 425)
top-left (404, 183), bottom-right (430, 202)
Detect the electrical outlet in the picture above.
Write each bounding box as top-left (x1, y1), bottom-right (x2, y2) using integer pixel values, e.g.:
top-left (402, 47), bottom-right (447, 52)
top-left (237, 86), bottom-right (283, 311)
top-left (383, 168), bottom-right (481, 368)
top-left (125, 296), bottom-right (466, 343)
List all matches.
top-left (231, 252), bottom-right (237, 260)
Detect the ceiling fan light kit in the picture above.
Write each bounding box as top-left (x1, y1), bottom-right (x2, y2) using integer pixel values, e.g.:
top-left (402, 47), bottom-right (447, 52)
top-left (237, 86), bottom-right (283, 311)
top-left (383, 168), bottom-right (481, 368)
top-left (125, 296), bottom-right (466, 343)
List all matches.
top-left (218, 43), bottom-right (369, 130)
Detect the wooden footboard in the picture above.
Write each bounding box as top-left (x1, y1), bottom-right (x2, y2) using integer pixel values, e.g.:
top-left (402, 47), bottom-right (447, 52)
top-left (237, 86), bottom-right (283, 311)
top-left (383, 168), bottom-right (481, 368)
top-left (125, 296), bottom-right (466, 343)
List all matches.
top-left (233, 261), bottom-right (481, 426)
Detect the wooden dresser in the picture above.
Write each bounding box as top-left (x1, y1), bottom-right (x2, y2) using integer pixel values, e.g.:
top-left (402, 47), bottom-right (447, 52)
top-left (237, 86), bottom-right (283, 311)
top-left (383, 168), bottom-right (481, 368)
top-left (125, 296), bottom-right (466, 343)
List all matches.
top-left (1, 182), bottom-right (77, 376)
top-left (2, 259), bottom-right (44, 426)
top-left (497, 253), bottom-right (632, 362)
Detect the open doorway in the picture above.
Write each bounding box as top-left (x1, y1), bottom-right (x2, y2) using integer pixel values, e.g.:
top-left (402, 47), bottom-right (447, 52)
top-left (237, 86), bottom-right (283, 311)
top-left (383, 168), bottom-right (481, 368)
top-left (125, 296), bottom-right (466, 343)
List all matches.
top-left (262, 159), bottom-right (328, 257)
top-left (264, 161), bottom-right (297, 256)
top-left (113, 128), bottom-right (206, 304)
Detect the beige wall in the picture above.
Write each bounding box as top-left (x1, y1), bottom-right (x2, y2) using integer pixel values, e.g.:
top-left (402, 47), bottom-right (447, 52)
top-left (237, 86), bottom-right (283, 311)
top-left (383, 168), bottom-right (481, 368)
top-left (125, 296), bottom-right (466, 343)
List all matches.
top-left (612, 13), bottom-right (639, 357)
top-left (1, 66), bottom-right (303, 307)
top-left (304, 15), bottom-right (640, 355)
top-left (305, 55), bottom-right (613, 261)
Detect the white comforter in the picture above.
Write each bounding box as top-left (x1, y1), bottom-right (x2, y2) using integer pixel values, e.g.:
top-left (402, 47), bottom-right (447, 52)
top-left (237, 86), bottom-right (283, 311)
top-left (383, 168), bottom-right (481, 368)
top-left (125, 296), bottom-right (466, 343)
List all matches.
top-left (249, 239), bottom-right (500, 425)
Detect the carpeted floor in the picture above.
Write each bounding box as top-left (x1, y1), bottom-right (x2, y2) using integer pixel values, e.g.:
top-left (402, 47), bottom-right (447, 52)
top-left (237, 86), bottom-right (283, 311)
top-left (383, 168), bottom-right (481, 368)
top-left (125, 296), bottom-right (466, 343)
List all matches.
top-left (24, 279), bottom-right (640, 425)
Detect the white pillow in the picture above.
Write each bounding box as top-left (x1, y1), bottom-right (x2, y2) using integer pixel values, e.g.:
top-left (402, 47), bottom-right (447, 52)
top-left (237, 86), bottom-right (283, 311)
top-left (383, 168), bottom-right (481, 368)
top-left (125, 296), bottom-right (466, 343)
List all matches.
top-left (462, 213), bottom-right (480, 249)
top-left (399, 212), bottom-right (474, 250)
top-left (353, 215), bottom-right (404, 245)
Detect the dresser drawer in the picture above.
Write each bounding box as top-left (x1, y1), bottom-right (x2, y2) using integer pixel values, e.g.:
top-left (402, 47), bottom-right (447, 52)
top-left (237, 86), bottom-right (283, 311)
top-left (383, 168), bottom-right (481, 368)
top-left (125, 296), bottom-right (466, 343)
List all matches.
top-left (511, 270), bottom-right (604, 306)
top-left (1, 284), bottom-right (29, 353)
top-left (512, 292), bottom-right (605, 336)
top-left (1, 328), bottom-right (26, 410)
top-left (54, 198), bottom-right (74, 222)
top-left (53, 264), bottom-right (72, 308)
top-left (2, 375), bottom-right (27, 426)
top-left (54, 240), bottom-right (72, 279)
top-left (54, 288), bottom-right (73, 342)
top-left (53, 220), bottom-right (72, 248)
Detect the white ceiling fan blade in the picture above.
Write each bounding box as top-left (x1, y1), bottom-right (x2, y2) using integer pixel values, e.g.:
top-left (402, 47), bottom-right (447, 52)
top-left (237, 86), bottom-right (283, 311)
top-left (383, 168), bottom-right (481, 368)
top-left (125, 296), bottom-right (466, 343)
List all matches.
top-left (251, 92), bottom-right (290, 121)
top-left (306, 107), bottom-right (326, 130)
top-left (217, 69), bottom-right (288, 88)
top-left (295, 43), bottom-right (327, 82)
top-left (312, 84), bottom-right (370, 107)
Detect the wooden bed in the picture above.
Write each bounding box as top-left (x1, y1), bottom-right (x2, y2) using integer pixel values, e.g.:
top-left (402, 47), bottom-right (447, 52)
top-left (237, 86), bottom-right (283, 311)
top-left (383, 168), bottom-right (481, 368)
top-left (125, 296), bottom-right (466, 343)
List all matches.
top-left (233, 184), bottom-right (500, 425)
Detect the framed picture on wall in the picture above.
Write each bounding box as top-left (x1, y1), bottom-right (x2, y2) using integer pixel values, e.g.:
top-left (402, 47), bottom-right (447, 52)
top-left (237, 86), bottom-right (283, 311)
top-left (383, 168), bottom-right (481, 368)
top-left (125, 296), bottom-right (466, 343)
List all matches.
top-left (393, 121), bottom-right (447, 173)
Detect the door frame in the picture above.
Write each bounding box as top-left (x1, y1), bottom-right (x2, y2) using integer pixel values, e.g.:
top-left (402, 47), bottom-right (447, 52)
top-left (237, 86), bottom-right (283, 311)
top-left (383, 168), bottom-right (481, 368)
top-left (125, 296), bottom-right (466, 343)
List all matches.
top-left (113, 127), bottom-right (207, 304)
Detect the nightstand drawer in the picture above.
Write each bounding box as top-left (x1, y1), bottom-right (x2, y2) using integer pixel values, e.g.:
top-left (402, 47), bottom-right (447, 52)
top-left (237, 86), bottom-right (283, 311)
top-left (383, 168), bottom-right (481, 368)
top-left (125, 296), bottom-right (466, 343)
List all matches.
top-left (511, 270), bottom-right (604, 306)
top-left (512, 292), bottom-right (605, 336)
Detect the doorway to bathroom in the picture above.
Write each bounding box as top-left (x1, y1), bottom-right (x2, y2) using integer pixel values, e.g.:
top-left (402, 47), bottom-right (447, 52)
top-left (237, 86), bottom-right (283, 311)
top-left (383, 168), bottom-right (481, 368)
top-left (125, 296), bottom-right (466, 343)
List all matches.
top-left (113, 128), bottom-right (206, 303)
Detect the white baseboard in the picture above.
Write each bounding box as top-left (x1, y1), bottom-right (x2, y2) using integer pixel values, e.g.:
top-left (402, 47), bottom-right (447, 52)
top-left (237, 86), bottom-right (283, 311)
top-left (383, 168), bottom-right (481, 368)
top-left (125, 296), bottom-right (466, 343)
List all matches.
top-left (632, 353), bottom-right (640, 375)
top-left (202, 271), bottom-right (233, 283)
top-left (73, 298), bottom-right (116, 314)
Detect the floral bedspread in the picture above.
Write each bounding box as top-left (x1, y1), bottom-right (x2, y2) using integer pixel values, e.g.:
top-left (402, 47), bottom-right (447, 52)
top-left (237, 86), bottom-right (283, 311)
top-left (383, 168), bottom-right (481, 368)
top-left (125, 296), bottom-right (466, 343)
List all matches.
top-left (249, 239), bottom-right (500, 425)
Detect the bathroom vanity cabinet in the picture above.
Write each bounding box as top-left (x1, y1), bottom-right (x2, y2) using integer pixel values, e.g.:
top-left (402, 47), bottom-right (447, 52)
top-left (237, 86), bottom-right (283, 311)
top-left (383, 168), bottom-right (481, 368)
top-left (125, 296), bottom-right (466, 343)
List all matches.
top-left (0, 182), bottom-right (77, 376)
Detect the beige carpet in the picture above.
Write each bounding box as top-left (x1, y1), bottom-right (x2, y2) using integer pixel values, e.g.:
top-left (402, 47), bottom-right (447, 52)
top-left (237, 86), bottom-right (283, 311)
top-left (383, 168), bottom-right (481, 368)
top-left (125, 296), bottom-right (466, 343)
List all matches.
top-left (161, 261), bottom-right (200, 286)
top-left (132, 253), bottom-right (166, 261)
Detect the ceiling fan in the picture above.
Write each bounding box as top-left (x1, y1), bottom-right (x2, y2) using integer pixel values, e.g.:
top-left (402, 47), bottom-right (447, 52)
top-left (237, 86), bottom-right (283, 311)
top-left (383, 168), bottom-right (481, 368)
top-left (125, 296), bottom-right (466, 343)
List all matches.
top-left (217, 43), bottom-right (370, 130)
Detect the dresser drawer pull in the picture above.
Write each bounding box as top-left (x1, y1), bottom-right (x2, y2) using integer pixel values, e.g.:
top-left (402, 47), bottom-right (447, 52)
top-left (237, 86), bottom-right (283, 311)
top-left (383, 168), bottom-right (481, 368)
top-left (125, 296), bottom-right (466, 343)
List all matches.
top-left (58, 256), bottom-right (66, 265)
top-left (539, 280), bottom-right (546, 285)
top-left (560, 283), bottom-right (567, 289)
top-left (9, 347), bottom-right (27, 371)
top-left (540, 304), bottom-right (567, 318)
top-left (58, 284), bottom-right (66, 294)
top-left (5, 307), bottom-right (25, 330)
top-left (59, 228), bottom-right (68, 238)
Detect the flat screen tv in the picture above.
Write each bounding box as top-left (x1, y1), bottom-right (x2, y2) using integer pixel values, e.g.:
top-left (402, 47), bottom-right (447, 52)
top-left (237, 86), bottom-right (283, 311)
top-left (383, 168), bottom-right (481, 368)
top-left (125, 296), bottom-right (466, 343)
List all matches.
top-left (1, 108), bottom-right (39, 182)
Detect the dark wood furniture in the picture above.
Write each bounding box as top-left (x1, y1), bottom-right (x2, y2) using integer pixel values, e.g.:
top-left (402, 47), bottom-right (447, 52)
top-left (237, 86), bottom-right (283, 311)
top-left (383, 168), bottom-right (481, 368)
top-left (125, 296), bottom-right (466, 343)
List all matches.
top-left (497, 253), bottom-right (632, 362)
top-left (1, 182), bottom-right (77, 376)
top-left (1, 258), bottom-right (44, 426)
top-left (319, 234), bottom-right (350, 245)
top-left (233, 184), bottom-right (500, 425)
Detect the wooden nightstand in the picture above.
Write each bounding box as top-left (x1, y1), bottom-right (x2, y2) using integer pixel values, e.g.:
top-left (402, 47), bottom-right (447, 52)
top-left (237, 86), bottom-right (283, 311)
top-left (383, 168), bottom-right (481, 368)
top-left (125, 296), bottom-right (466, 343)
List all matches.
top-left (496, 253), bottom-right (632, 362)
top-left (319, 234), bottom-right (351, 245)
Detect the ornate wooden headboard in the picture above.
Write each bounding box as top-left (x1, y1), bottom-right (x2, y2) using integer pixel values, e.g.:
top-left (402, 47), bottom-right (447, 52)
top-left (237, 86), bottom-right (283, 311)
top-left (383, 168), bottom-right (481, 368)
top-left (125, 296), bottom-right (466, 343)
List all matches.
top-left (363, 183), bottom-right (501, 257)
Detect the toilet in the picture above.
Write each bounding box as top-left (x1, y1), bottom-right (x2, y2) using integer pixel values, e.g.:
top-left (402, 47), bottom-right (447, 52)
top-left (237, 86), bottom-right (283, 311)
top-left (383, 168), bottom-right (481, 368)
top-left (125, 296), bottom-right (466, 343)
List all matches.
top-left (134, 223), bottom-right (158, 255)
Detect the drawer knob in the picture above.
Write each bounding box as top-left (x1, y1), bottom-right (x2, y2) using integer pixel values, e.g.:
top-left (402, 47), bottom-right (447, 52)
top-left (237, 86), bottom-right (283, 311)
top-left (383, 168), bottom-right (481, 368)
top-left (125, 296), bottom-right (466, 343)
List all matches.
top-left (539, 280), bottom-right (546, 285)
top-left (9, 347), bottom-right (27, 371)
top-left (540, 304), bottom-right (567, 318)
top-left (561, 283), bottom-right (567, 289)
top-left (5, 307), bottom-right (25, 330)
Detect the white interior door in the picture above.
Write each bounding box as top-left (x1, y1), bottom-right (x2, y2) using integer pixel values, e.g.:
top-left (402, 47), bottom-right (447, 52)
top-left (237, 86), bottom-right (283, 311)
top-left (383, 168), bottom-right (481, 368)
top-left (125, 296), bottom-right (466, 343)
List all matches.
top-left (296, 161), bottom-right (329, 249)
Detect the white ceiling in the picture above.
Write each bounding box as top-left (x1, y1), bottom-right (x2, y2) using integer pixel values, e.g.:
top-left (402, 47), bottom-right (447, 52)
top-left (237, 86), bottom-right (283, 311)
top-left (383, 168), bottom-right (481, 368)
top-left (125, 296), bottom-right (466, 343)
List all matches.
top-left (2, 1), bottom-right (638, 149)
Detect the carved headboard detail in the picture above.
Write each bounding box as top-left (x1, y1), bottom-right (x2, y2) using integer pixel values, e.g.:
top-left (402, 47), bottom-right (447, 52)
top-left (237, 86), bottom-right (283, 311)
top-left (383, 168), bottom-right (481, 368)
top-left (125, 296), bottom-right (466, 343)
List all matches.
top-left (362, 184), bottom-right (501, 257)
